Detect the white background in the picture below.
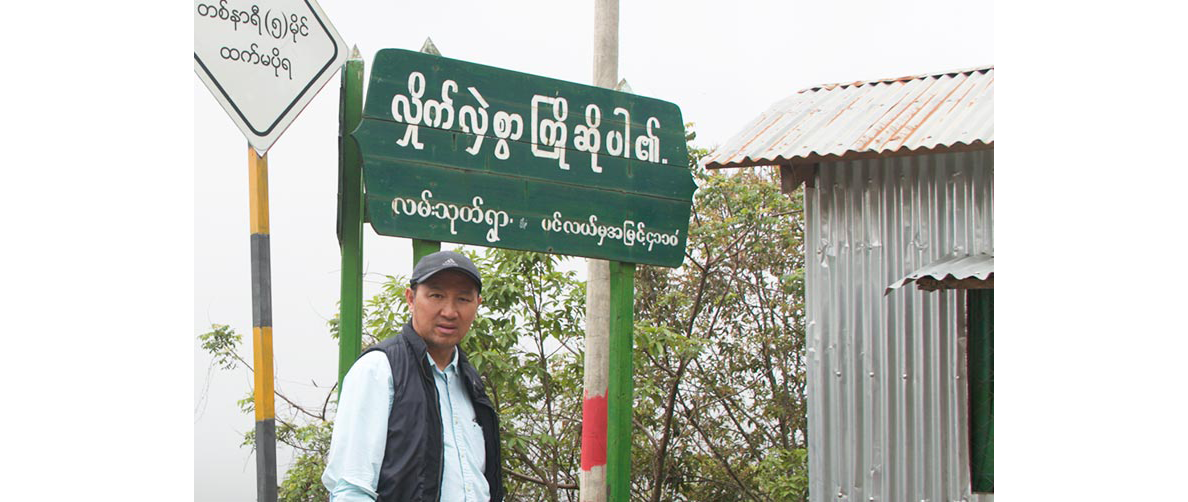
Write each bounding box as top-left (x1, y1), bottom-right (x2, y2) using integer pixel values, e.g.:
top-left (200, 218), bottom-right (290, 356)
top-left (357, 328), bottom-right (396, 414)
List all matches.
top-left (4, 1), bottom-right (1186, 501)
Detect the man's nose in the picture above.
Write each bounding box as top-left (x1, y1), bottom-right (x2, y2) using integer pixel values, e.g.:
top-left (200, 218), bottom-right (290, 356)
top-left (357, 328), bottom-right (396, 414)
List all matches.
top-left (440, 301), bottom-right (459, 318)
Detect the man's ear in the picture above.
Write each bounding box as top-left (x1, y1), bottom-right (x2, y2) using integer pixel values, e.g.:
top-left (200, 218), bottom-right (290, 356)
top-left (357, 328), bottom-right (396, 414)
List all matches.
top-left (404, 287), bottom-right (415, 305)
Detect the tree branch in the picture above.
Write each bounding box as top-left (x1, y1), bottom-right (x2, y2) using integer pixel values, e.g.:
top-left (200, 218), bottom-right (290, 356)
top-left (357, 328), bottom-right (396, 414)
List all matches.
top-left (677, 394), bottom-right (764, 502)
top-left (319, 381), bottom-right (338, 421)
top-left (507, 469), bottom-right (578, 490)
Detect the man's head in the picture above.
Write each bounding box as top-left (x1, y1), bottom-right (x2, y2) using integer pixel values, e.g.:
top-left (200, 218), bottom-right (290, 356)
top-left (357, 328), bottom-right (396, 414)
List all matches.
top-left (404, 251), bottom-right (483, 361)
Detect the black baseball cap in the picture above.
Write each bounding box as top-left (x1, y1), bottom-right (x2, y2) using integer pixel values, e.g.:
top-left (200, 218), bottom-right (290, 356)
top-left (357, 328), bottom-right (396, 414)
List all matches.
top-left (410, 251), bottom-right (482, 294)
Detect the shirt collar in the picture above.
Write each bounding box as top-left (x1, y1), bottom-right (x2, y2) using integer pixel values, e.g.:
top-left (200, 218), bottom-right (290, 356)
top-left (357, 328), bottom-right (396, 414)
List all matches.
top-left (427, 347), bottom-right (459, 375)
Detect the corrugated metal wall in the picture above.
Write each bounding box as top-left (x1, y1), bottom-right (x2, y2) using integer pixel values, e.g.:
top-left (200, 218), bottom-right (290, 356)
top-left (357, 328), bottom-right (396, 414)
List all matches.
top-left (804, 150), bottom-right (993, 502)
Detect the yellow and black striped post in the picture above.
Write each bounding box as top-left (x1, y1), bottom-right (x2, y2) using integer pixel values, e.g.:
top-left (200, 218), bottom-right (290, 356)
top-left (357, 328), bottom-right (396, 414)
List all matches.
top-left (248, 146), bottom-right (277, 502)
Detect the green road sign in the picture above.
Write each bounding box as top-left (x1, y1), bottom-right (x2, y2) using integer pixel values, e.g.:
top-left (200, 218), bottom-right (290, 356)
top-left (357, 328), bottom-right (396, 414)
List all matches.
top-left (354, 49), bottom-right (695, 267)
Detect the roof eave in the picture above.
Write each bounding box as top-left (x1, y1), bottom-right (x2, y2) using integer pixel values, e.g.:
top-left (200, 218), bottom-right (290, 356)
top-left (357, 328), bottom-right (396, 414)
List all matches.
top-left (704, 140), bottom-right (994, 170)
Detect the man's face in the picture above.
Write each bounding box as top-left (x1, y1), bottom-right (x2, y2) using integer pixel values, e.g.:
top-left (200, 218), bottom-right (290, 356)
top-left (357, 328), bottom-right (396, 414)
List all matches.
top-left (405, 269), bottom-right (482, 354)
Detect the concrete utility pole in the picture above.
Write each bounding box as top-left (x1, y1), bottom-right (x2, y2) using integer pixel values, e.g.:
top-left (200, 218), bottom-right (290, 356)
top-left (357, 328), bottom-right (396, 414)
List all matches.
top-left (581, 2), bottom-right (617, 501)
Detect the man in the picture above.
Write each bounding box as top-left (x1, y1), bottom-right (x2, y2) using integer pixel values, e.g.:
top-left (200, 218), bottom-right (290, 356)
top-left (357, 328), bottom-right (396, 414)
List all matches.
top-left (322, 251), bottom-right (504, 501)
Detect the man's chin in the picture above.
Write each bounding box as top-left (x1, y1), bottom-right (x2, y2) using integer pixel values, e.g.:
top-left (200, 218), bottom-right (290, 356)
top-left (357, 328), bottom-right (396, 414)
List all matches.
top-left (428, 331), bottom-right (463, 346)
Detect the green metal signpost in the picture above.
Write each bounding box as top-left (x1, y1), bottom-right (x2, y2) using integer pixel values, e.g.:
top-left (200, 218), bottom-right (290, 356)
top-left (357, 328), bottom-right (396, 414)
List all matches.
top-left (338, 47), bottom-right (694, 501)
top-left (354, 49), bottom-right (694, 267)
top-left (336, 48), bottom-right (365, 394)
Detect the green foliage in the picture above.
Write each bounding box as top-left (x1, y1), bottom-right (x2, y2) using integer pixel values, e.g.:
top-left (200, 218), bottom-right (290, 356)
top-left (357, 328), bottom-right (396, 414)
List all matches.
top-left (236, 390), bottom-right (254, 415)
top-left (626, 127), bottom-right (810, 501)
top-left (276, 422), bottom-right (334, 502)
top-left (327, 271), bottom-right (411, 347)
top-left (198, 324), bottom-right (241, 370)
top-left (465, 249), bottom-right (587, 501)
top-left (756, 448), bottom-right (810, 501)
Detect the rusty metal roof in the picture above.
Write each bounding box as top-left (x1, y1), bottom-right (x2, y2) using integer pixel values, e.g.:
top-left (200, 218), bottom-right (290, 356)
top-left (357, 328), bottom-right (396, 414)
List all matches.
top-left (704, 66), bottom-right (993, 169)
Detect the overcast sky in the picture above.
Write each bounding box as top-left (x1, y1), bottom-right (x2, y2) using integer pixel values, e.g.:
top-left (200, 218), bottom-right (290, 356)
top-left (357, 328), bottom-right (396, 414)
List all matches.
top-left (194, 1), bottom-right (994, 500)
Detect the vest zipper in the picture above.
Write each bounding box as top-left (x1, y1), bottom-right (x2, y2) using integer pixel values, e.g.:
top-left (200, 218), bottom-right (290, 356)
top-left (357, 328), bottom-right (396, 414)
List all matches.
top-left (427, 357), bottom-right (445, 502)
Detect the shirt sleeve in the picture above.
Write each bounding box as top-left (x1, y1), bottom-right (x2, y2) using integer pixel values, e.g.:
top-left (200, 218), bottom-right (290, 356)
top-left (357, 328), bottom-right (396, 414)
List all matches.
top-left (321, 351), bottom-right (393, 502)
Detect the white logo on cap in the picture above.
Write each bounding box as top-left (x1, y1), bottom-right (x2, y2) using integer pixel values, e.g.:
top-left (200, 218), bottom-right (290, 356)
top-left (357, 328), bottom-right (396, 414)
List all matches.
top-left (443, 258), bottom-right (458, 267)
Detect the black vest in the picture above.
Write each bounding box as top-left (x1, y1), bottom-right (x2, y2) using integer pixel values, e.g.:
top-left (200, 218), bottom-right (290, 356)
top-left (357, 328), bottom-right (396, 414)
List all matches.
top-left (360, 322), bottom-right (504, 501)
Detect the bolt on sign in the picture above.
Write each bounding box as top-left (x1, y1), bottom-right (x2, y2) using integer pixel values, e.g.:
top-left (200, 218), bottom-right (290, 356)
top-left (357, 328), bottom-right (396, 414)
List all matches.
top-left (355, 49), bottom-right (696, 267)
top-left (194, 0), bottom-right (347, 154)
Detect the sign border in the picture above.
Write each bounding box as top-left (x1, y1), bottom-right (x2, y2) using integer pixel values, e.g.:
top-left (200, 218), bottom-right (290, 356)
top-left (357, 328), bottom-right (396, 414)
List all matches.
top-left (194, 0), bottom-right (341, 137)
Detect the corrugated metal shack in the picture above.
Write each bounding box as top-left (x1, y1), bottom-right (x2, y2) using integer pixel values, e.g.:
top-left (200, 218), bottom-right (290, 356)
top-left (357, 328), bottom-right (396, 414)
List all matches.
top-left (704, 66), bottom-right (994, 502)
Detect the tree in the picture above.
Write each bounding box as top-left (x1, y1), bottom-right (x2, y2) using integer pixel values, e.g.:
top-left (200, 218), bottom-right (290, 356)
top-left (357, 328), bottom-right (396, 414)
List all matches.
top-left (626, 129), bottom-right (810, 501)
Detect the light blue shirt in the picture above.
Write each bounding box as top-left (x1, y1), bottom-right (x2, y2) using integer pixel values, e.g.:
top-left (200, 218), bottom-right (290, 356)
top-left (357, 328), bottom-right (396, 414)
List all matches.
top-left (321, 349), bottom-right (490, 501)
top-left (431, 350), bottom-right (490, 502)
